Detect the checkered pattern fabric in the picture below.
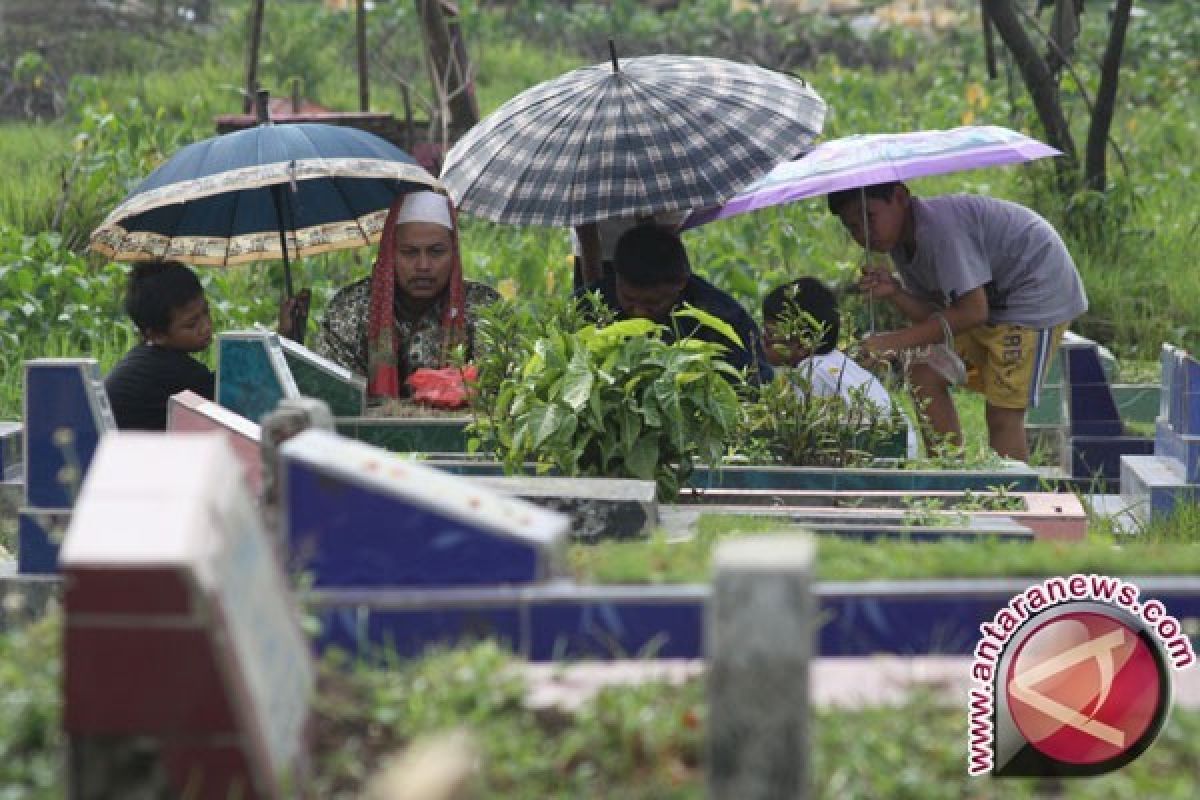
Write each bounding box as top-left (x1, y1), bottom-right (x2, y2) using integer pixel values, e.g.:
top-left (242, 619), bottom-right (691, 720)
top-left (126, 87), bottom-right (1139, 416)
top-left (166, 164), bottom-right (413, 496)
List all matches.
top-left (440, 55), bottom-right (826, 227)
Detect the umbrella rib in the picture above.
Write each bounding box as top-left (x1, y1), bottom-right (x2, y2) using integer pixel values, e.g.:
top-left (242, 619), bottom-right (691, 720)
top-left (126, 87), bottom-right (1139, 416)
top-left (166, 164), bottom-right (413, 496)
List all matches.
top-left (524, 75), bottom-right (614, 225)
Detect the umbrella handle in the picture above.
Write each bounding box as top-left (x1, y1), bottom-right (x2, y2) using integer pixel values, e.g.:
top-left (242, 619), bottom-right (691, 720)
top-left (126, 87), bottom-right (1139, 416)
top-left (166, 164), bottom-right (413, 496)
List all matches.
top-left (279, 288), bottom-right (311, 344)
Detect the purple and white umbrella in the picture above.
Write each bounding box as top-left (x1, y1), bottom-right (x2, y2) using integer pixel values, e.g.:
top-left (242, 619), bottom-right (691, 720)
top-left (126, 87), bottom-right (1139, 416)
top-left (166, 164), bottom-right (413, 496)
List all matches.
top-left (682, 125), bottom-right (1060, 229)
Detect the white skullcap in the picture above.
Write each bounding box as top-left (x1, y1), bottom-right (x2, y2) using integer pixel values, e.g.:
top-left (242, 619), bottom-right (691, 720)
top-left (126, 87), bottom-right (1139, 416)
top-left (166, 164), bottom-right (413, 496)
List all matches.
top-left (395, 190), bottom-right (453, 230)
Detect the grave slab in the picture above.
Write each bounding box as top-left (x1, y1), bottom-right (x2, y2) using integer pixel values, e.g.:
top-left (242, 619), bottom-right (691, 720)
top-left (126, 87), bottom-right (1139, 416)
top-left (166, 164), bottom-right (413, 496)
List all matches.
top-left (62, 433), bottom-right (312, 800)
top-left (426, 458), bottom-right (1043, 492)
top-left (273, 330), bottom-right (366, 417)
top-left (280, 429), bottom-right (569, 588)
top-left (167, 390), bottom-right (263, 496)
top-left (1120, 455), bottom-right (1196, 522)
top-left (677, 489), bottom-right (1086, 541)
top-left (216, 331), bottom-right (299, 424)
top-left (24, 359), bottom-right (116, 509)
top-left (470, 476), bottom-right (657, 540)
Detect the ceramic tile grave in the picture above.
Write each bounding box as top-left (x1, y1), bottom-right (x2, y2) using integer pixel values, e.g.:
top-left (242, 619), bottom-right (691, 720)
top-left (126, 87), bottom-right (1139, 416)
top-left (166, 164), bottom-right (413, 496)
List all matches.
top-left (1063, 340), bottom-right (1153, 486)
top-left (62, 433), bottom-right (311, 800)
top-left (166, 390), bottom-right (263, 496)
top-left (19, 359), bottom-right (116, 574)
top-left (216, 331), bottom-right (299, 424)
top-left (309, 579), bottom-right (1200, 660)
top-left (1123, 344), bottom-right (1200, 519)
top-left (423, 459), bottom-right (1042, 492)
top-left (274, 332), bottom-right (366, 418)
top-left (280, 429), bottom-right (569, 588)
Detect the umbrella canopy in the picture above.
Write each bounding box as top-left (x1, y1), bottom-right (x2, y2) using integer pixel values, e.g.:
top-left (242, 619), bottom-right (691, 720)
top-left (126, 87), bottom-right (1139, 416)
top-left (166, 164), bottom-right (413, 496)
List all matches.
top-left (90, 123), bottom-right (442, 285)
top-left (440, 52), bottom-right (826, 227)
top-left (682, 125), bottom-right (1060, 229)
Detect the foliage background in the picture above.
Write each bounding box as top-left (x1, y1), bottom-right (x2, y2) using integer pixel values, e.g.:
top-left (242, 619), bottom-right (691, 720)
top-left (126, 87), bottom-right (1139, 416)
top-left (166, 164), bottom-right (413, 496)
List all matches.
top-left (1, 0), bottom-right (1197, 418)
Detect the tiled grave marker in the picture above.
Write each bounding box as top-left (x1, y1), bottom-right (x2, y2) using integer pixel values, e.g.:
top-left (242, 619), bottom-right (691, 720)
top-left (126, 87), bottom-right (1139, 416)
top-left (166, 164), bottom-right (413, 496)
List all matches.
top-left (273, 330), bottom-right (366, 417)
top-left (167, 390), bottom-right (263, 496)
top-left (1122, 344), bottom-right (1200, 520)
top-left (424, 457), bottom-right (1043, 492)
top-left (23, 359), bottom-right (115, 509)
top-left (470, 476), bottom-right (658, 540)
top-left (1063, 338), bottom-right (1153, 487)
top-left (680, 489), bottom-right (1087, 541)
top-left (280, 429), bottom-right (568, 587)
top-left (62, 433), bottom-right (312, 800)
top-left (309, 577), bottom-right (1200, 661)
top-left (216, 331), bottom-right (299, 424)
top-left (19, 359), bottom-right (116, 574)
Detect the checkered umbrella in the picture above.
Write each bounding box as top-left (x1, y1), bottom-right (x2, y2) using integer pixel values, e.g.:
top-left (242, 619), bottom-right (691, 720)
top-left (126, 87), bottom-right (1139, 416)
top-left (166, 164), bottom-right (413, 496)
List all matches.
top-left (440, 52), bottom-right (826, 227)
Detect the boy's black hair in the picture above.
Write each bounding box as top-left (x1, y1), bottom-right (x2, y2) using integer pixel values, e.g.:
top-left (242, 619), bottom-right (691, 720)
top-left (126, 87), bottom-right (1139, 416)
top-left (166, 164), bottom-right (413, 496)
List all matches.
top-left (613, 224), bottom-right (690, 287)
top-left (826, 181), bottom-right (904, 216)
top-left (762, 277), bottom-right (839, 355)
top-left (124, 261), bottom-right (204, 334)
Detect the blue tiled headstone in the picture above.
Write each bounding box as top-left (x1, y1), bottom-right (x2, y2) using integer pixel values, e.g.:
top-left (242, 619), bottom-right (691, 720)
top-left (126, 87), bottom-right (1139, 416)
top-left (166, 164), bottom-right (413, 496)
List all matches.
top-left (24, 359), bottom-right (116, 509)
top-left (280, 429), bottom-right (568, 588)
top-left (216, 331), bottom-right (300, 424)
top-left (1064, 345), bottom-right (1122, 437)
top-left (273, 331), bottom-right (366, 418)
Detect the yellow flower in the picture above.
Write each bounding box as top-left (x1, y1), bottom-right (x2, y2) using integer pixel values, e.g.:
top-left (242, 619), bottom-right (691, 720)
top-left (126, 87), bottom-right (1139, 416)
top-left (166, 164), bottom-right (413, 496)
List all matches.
top-left (497, 278), bottom-right (517, 300)
top-left (961, 109), bottom-right (976, 126)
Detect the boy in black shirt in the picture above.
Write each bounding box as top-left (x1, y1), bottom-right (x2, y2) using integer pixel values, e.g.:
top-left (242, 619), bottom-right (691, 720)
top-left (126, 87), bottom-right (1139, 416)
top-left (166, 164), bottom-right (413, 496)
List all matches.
top-left (104, 261), bottom-right (215, 430)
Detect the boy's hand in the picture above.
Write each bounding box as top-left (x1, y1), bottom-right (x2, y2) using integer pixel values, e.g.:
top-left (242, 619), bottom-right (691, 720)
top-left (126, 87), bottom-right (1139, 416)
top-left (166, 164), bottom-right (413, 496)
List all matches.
top-left (277, 288), bottom-right (311, 343)
top-left (859, 265), bottom-right (899, 299)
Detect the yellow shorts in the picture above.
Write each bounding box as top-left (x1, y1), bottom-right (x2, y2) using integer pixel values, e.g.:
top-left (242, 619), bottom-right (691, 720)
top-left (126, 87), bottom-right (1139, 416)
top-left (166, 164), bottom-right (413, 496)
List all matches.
top-left (956, 322), bottom-right (1069, 410)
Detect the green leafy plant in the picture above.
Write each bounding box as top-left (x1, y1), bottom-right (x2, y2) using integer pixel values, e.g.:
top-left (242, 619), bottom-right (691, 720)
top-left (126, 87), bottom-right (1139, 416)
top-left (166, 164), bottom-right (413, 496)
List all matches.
top-left (744, 297), bottom-right (908, 466)
top-left (472, 303), bottom-right (746, 500)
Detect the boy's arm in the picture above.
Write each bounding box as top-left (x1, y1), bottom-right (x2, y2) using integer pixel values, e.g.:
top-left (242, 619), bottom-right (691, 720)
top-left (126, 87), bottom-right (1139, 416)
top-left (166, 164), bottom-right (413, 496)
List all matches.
top-left (862, 286), bottom-right (988, 356)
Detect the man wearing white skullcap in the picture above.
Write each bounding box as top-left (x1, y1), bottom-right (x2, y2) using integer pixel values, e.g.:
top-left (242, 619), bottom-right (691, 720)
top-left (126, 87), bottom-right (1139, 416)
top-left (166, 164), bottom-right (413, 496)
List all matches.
top-left (313, 190), bottom-right (499, 398)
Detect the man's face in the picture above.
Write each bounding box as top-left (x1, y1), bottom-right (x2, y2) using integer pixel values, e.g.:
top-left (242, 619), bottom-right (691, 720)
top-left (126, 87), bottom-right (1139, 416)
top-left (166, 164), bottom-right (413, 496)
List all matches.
top-left (835, 190), bottom-right (908, 253)
top-left (394, 222), bottom-right (454, 301)
top-left (150, 293), bottom-right (212, 352)
top-left (614, 275), bottom-right (686, 321)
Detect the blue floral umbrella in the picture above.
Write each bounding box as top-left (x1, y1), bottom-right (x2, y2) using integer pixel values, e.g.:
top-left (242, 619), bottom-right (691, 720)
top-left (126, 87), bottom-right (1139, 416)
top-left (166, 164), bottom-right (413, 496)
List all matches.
top-left (89, 122), bottom-right (441, 298)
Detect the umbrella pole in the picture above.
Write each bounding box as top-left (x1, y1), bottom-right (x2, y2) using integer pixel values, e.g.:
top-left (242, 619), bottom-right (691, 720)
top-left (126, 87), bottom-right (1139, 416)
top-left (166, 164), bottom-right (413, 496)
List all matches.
top-left (270, 184), bottom-right (296, 300)
top-left (860, 187), bottom-right (875, 335)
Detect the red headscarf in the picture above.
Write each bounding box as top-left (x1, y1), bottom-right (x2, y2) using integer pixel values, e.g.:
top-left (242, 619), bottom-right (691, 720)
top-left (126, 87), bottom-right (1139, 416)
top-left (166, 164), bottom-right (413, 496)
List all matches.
top-left (365, 192), bottom-right (467, 398)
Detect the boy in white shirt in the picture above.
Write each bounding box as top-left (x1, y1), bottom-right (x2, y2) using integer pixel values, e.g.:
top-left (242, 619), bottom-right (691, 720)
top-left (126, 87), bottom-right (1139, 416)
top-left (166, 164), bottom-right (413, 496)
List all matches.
top-left (762, 277), bottom-right (918, 457)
